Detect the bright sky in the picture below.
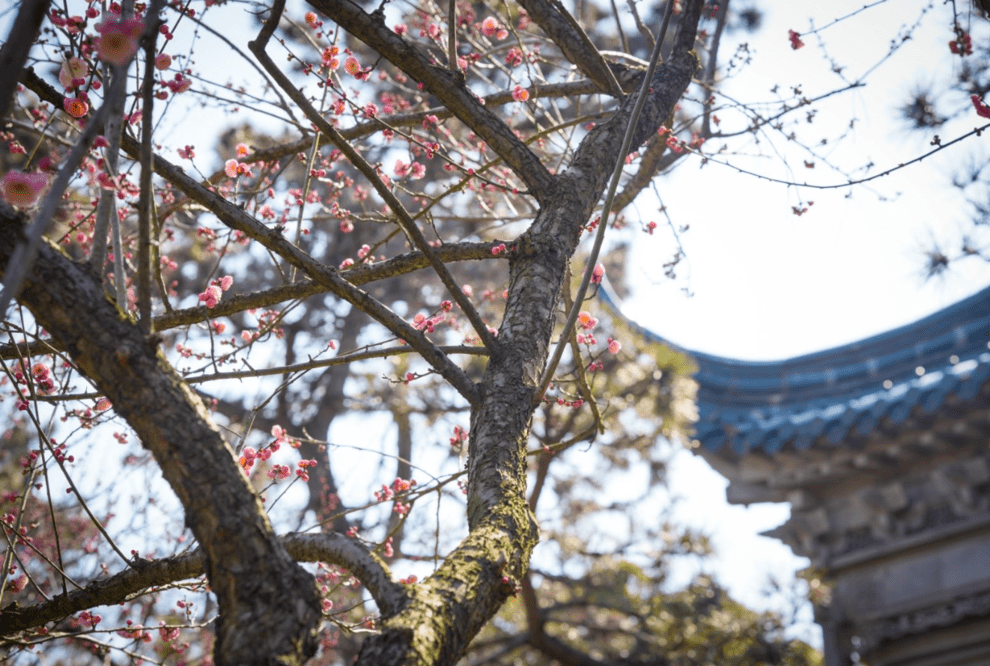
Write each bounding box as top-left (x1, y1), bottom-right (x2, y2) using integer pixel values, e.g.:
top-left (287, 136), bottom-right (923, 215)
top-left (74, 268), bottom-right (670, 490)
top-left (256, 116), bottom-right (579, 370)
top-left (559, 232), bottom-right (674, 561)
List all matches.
top-left (621, 1), bottom-right (990, 360)
top-left (609, 0), bottom-right (990, 648)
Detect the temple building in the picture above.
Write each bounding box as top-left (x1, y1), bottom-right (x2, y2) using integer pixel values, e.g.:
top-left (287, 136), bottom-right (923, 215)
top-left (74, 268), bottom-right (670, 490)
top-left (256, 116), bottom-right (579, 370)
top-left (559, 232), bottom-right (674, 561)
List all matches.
top-left (604, 284), bottom-right (990, 666)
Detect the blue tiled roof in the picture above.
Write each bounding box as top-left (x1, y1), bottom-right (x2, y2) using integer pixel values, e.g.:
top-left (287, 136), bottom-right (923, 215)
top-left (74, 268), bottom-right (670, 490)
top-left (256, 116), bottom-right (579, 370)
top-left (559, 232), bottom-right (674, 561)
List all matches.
top-left (599, 284), bottom-right (990, 456)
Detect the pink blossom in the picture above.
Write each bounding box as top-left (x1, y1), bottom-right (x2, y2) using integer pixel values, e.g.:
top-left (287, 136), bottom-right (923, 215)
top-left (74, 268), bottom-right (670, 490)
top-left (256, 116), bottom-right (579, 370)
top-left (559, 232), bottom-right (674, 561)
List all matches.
top-left (155, 53), bottom-right (172, 70)
top-left (480, 17), bottom-right (501, 37)
top-left (410, 162), bottom-right (425, 179)
top-left (607, 337), bottom-right (622, 354)
top-left (577, 311), bottom-right (597, 330)
top-left (224, 159), bottom-right (240, 178)
top-left (96, 17), bottom-right (144, 66)
top-left (219, 275), bottom-right (233, 291)
top-left (63, 97), bottom-right (89, 118)
top-left (166, 74), bottom-right (191, 94)
top-left (787, 29), bottom-right (804, 50)
top-left (1, 171), bottom-right (48, 207)
top-left (591, 263), bottom-right (605, 284)
top-left (950, 31), bottom-right (973, 56)
top-left (198, 285), bottom-right (222, 308)
top-left (511, 85), bottom-right (529, 102)
top-left (177, 145), bottom-right (195, 159)
top-left (239, 446), bottom-right (257, 470)
top-left (344, 56), bottom-right (361, 77)
top-left (321, 46), bottom-right (339, 68)
top-left (58, 57), bottom-right (88, 89)
top-left (972, 95), bottom-right (990, 119)
top-left (394, 159), bottom-right (410, 177)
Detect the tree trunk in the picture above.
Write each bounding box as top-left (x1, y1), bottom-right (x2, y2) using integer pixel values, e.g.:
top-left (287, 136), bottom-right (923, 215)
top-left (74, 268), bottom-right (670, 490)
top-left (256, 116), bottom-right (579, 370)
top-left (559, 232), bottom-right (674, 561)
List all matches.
top-left (0, 206), bottom-right (321, 666)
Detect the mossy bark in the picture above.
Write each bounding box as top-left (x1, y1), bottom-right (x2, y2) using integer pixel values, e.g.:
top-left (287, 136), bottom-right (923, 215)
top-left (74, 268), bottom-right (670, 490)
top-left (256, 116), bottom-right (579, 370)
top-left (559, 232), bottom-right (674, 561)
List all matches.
top-left (0, 209), bottom-right (321, 666)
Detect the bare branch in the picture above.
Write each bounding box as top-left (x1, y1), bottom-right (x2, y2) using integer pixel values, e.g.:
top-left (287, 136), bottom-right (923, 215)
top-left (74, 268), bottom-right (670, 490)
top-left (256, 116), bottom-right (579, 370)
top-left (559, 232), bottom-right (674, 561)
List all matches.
top-left (0, 204), bottom-right (322, 665)
top-left (308, 0), bottom-right (555, 204)
top-left (0, 532), bottom-right (406, 638)
top-left (136, 3), bottom-right (162, 332)
top-left (517, 0), bottom-right (624, 98)
top-left (124, 135), bottom-right (482, 406)
top-left (249, 2), bottom-right (501, 354)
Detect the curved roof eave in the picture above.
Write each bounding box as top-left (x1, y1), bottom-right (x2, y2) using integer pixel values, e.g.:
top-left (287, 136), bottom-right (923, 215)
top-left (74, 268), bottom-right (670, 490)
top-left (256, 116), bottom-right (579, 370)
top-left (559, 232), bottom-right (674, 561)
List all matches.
top-left (599, 282), bottom-right (990, 455)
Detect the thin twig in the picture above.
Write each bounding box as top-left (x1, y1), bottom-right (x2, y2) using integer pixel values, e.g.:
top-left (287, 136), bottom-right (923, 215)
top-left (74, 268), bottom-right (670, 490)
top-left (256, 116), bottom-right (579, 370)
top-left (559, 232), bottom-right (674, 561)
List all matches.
top-left (137, 1), bottom-right (164, 333)
top-left (250, 0), bottom-right (501, 355)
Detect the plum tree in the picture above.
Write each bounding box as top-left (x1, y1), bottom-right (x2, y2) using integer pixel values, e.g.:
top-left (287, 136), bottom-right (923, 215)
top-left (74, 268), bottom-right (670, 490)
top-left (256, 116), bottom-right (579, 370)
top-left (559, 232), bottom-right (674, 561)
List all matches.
top-left (0, 0), bottom-right (987, 664)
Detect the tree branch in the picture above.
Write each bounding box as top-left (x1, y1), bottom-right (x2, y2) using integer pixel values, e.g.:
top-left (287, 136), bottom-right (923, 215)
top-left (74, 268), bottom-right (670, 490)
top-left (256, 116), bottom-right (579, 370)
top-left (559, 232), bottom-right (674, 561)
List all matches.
top-left (308, 0), bottom-right (555, 204)
top-left (0, 532), bottom-right (406, 638)
top-left (516, 0), bottom-right (624, 98)
top-left (136, 3), bottom-right (162, 332)
top-left (249, 3), bottom-right (501, 355)
top-left (0, 204), bottom-right (321, 666)
top-left (351, 2), bottom-right (703, 663)
top-left (135, 144), bottom-right (481, 406)
top-left (0, 241), bottom-right (503, 361)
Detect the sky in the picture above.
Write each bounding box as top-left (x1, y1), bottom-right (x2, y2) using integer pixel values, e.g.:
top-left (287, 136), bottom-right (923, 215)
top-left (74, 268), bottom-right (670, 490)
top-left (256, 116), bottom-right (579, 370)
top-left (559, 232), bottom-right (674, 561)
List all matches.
top-left (620, 1), bottom-right (990, 360)
top-left (4, 0), bottom-right (990, 654)
top-left (606, 0), bottom-right (990, 648)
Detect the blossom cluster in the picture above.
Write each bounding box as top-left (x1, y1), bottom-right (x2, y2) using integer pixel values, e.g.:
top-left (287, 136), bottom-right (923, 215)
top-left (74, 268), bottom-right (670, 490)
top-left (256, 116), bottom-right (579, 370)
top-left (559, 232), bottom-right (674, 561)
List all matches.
top-left (449, 425), bottom-right (468, 449)
top-left (411, 300), bottom-right (454, 334)
top-left (12, 361), bottom-right (57, 410)
top-left (198, 275), bottom-right (233, 309)
top-left (949, 27), bottom-right (973, 56)
top-left (788, 29), bottom-right (804, 50)
top-left (373, 477), bottom-right (417, 515)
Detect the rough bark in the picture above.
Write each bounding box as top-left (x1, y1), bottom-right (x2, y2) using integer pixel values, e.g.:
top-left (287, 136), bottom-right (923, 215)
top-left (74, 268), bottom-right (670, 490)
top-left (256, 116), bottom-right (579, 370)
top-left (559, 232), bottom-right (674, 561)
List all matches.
top-left (312, 1), bottom-right (705, 664)
top-left (0, 205), bottom-right (321, 666)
